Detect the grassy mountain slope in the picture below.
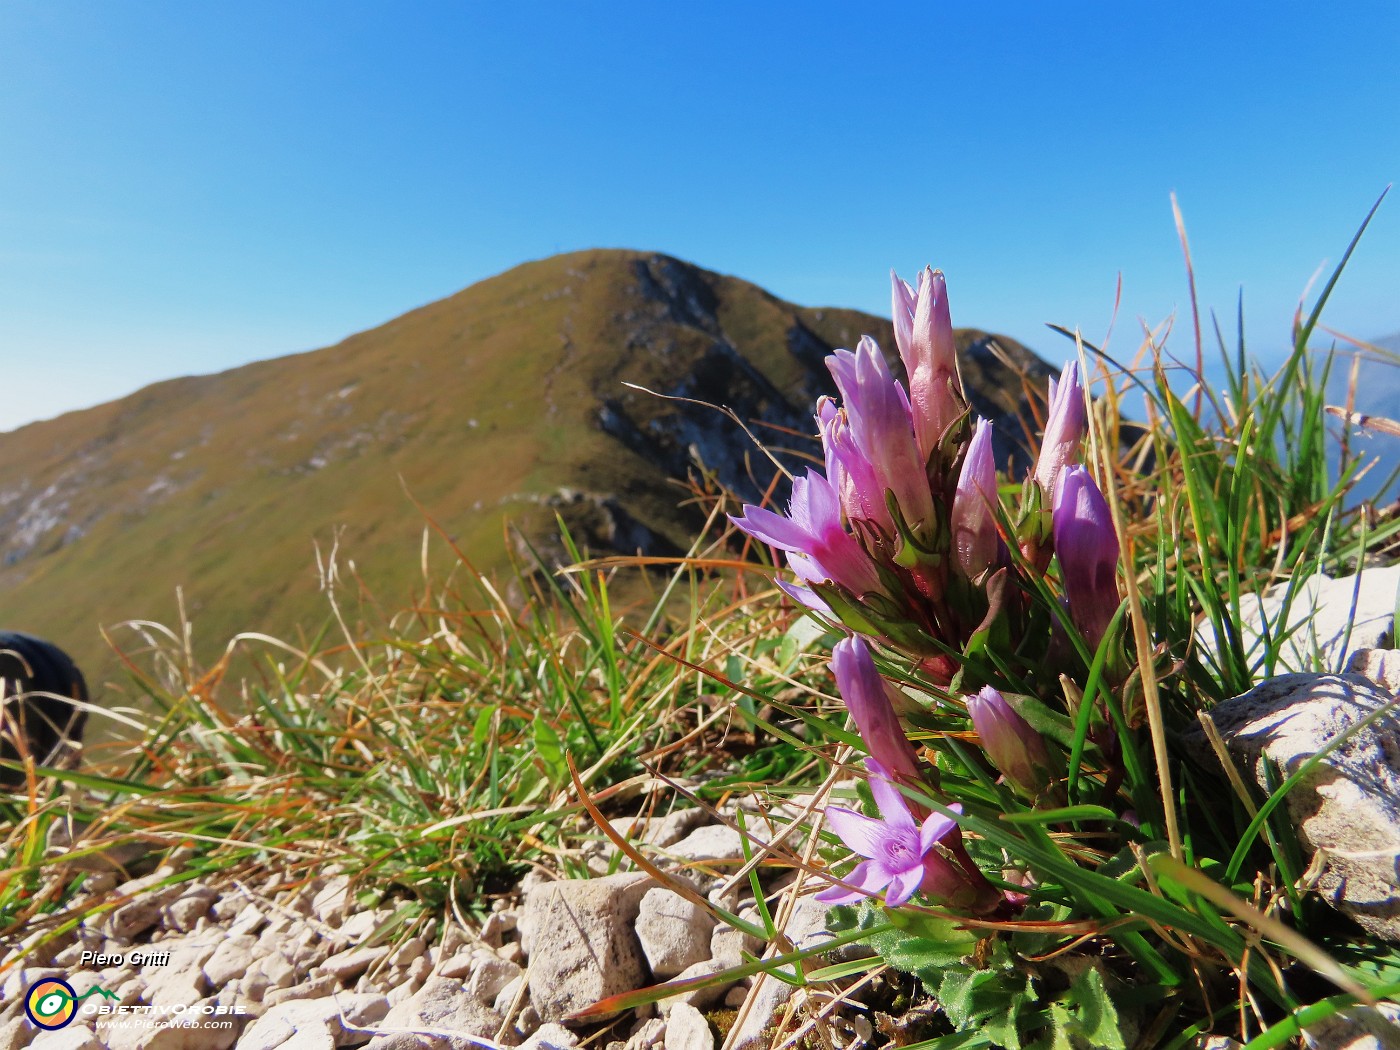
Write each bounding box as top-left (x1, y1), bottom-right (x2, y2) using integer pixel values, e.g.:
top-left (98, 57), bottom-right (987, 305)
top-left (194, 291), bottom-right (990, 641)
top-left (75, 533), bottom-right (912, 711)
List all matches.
top-left (0, 250), bottom-right (1055, 693)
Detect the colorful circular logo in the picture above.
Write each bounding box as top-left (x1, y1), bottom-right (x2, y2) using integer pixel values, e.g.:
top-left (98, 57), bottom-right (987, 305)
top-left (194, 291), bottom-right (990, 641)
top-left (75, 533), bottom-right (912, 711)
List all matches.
top-left (25, 978), bottom-right (77, 1030)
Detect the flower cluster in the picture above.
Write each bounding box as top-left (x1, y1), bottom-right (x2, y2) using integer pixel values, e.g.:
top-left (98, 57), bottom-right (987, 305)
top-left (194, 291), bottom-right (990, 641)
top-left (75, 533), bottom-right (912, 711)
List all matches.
top-left (732, 269), bottom-right (1122, 683)
top-left (730, 266), bottom-right (1127, 912)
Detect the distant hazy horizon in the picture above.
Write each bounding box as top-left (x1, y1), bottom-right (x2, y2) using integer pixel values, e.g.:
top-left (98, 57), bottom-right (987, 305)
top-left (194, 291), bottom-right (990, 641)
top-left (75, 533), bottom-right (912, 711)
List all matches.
top-left (0, 243), bottom-right (1394, 440)
top-left (3, 3), bottom-right (1396, 431)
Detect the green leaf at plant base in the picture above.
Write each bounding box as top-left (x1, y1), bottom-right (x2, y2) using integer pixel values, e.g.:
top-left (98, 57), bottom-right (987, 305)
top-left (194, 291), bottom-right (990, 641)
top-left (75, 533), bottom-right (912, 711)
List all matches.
top-left (1046, 966), bottom-right (1127, 1050)
top-left (827, 901), bottom-right (981, 984)
top-left (937, 965), bottom-right (1034, 1050)
top-left (470, 706), bottom-right (494, 746)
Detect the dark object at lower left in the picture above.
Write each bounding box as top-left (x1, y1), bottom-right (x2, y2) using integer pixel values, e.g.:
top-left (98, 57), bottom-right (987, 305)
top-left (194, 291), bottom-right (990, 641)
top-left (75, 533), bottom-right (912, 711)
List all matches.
top-left (0, 631), bottom-right (89, 787)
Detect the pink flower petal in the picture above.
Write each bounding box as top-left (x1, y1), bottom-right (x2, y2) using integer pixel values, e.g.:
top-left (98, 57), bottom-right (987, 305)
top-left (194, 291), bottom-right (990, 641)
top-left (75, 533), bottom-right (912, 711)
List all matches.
top-left (729, 507), bottom-right (808, 553)
top-left (885, 865), bottom-right (924, 908)
top-left (775, 579), bottom-right (831, 614)
top-left (815, 859), bottom-right (882, 904)
top-left (919, 807), bottom-right (961, 854)
top-left (867, 769), bottom-right (917, 831)
top-left (786, 552), bottom-right (826, 585)
top-left (823, 806), bottom-right (887, 859)
top-left (891, 270), bottom-right (917, 360)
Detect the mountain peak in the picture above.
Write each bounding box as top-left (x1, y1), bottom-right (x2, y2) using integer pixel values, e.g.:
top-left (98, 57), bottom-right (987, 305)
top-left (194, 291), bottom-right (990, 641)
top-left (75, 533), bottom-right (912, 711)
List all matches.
top-left (0, 251), bottom-right (1055, 685)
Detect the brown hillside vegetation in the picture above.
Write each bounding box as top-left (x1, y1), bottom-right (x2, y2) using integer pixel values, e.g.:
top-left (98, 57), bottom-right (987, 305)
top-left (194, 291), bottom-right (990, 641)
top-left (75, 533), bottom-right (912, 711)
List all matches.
top-left (0, 249), bottom-right (1055, 695)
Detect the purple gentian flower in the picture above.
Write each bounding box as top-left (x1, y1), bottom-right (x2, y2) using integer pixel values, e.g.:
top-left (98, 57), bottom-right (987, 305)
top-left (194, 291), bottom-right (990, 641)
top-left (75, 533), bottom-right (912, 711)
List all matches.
top-left (950, 417), bottom-right (999, 581)
top-left (826, 338), bottom-right (935, 535)
top-left (1052, 466), bottom-right (1120, 648)
top-left (817, 397), bottom-right (892, 534)
top-left (832, 636), bottom-right (922, 787)
top-left (966, 686), bottom-right (1055, 798)
top-left (730, 469), bottom-right (883, 597)
top-left (892, 267), bottom-right (965, 462)
top-left (1034, 362), bottom-right (1087, 496)
top-left (817, 759), bottom-right (963, 907)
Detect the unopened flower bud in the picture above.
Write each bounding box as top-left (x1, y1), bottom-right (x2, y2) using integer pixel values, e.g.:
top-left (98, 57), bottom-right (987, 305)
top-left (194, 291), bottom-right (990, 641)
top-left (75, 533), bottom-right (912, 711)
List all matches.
top-left (951, 418), bottom-right (998, 580)
top-left (892, 267), bottom-right (965, 462)
top-left (1034, 362), bottom-right (1086, 496)
top-left (1052, 466), bottom-right (1120, 649)
top-left (966, 686), bottom-right (1055, 797)
top-left (832, 637), bottom-right (922, 787)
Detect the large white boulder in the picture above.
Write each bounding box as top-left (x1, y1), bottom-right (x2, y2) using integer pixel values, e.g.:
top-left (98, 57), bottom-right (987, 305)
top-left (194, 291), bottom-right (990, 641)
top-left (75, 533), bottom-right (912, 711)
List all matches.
top-left (1189, 662), bottom-right (1400, 940)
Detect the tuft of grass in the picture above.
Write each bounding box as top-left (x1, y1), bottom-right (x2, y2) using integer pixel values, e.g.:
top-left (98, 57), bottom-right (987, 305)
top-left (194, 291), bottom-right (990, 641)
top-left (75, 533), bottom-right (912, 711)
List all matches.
top-left (0, 501), bottom-right (829, 965)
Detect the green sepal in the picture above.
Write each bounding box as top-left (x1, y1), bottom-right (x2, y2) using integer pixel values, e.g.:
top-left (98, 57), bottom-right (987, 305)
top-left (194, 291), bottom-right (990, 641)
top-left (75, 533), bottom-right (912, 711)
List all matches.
top-left (809, 582), bottom-right (883, 637)
top-left (886, 488), bottom-right (946, 568)
top-left (1016, 476), bottom-right (1053, 547)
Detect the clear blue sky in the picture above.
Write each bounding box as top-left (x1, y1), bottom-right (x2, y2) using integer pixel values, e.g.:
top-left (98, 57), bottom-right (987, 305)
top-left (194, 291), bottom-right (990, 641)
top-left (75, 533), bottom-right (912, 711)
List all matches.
top-left (2, 2), bottom-right (1397, 431)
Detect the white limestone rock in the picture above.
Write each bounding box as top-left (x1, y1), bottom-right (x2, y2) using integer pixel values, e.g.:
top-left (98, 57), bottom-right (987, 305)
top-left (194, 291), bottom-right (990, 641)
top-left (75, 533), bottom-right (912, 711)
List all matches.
top-left (202, 932), bottom-right (259, 987)
top-left (1194, 566), bottom-right (1400, 680)
top-left (663, 1003), bottom-right (715, 1050)
top-left (437, 951), bottom-right (476, 979)
top-left (227, 904), bottom-right (267, 938)
top-left (464, 950), bottom-right (523, 1004)
top-left (1303, 1000), bottom-right (1400, 1049)
top-left (656, 960), bottom-right (733, 1013)
top-left (521, 872), bottom-right (656, 1024)
top-left (624, 1018), bottom-right (666, 1050)
top-left (311, 877), bottom-right (353, 926)
top-left (387, 937), bottom-right (426, 970)
top-left (336, 909), bottom-right (390, 945)
top-left (263, 974), bottom-right (339, 1008)
top-left (0, 1016), bottom-right (32, 1050)
top-left (161, 885), bottom-right (217, 933)
top-left (28, 1028), bottom-right (102, 1050)
top-left (361, 976), bottom-right (506, 1049)
top-left (634, 889), bottom-right (715, 979)
top-left (1347, 648), bottom-right (1400, 692)
top-left (319, 945), bottom-right (390, 983)
top-left (246, 950), bottom-right (298, 994)
top-left (1188, 671), bottom-right (1400, 940)
top-left (521, 1023), bottom-right (581, 1050)
top-left (2, 968), bottom-right (64, 1005)
top-left (275, 1030), bottom-right (336, 1050)
top-left (665, 826), bottom-right (745, 865)
top-left (237, 992), bottom-right (389, 1050)
top-left (728, 894), bottom-right (834, 1050)
top-left (100, 994), bottom-right (244, 1050)
top-left (709, 914), bottom-right (764, 969)
top-left (143, 962), bottom-right (209, 1011)
top-left (608, 809), bottom-right (709, 851)
top-left (479, 910), bottom-right (516, 948)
